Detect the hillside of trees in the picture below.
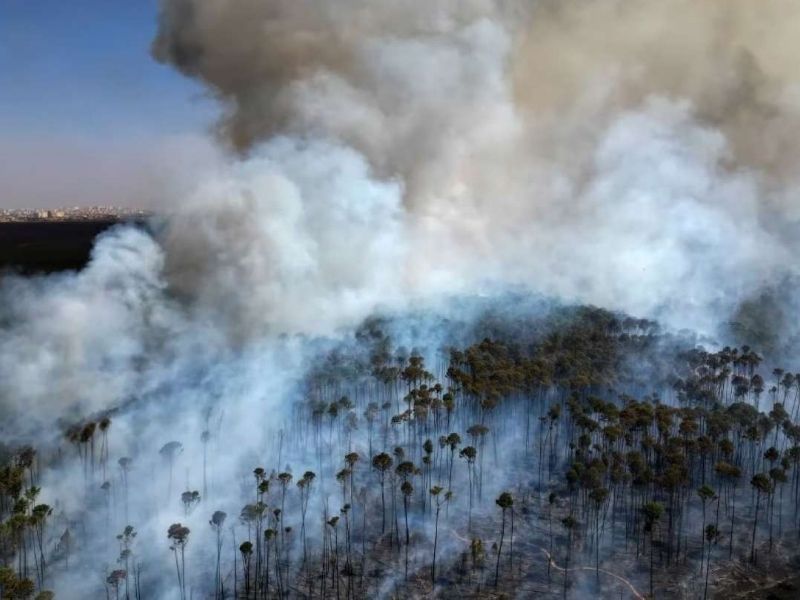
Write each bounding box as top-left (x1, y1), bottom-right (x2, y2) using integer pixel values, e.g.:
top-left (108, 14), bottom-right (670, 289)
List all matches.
top-left (2, 303), bottom-right (800, 598)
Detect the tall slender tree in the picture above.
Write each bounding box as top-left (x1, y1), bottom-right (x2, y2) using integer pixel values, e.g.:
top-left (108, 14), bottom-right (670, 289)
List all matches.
top-left (494, 491), bottom-right (513, 587)
top-left (372, 453), bottom-right (393, 534)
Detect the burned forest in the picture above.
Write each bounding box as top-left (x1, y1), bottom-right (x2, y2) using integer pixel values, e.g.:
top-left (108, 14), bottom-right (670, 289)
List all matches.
top-left (3, 302), bottom-right (800, 598)
top-left (5, 0), bottom-right (800, 598)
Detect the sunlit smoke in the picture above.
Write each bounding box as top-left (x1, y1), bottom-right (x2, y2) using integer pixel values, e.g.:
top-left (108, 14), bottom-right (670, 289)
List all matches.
top-left (2, 1), bottom-right (800, 598)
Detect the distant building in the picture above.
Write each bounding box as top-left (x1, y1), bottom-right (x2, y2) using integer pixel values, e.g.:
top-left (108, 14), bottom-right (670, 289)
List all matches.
top-left (0, 207), bottom-right (151, 223)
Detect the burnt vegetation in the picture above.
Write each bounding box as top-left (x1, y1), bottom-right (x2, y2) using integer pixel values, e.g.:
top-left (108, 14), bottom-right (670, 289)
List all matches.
top-left (2, 304), bottom-right (800, 598)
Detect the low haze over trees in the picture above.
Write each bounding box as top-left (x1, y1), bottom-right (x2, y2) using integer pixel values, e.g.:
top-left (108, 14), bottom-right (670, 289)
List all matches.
top-left (2, 304), bottom-right (800, 597)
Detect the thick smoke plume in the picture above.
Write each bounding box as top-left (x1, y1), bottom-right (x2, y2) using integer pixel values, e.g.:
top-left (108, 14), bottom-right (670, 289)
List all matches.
top-left (2, 1), bottom-right (800, 598)
top-left (150, 0), bottom-right (800, 336)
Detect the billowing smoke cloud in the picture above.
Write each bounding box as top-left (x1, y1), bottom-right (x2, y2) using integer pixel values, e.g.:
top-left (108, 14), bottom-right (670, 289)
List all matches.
top-left (0, 228), bottom-right (172, 434)
top-left (149, 0), bottom-right (800, 337)
top-left (3, 2), bottom-right (800, 597)
top-left (160, 137), bottom-right (406, 340)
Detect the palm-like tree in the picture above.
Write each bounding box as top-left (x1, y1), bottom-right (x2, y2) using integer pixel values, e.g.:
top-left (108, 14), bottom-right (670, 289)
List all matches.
top-left (642, 502), bottom-right (663, 599)
top-left (344, 452), bottom-right (359, 504)
top-left (239, 541), bottom-right (253, 596)
top-left (422, 439), bottom-right (434, 509)
top-left (768, 465), bottom-right (787, 548)
top-left (98, 417), bottom-right (111, 481)
top-left (750, 473), bottom-right (772, 564)
top-left (277, 472), bottom-right (293, 530)
top-left (106, 569), bottom-right (126, 600)
top-left (30, 502), bottom-right (52, 586)
top-left (115, 525), bottom-right (136, 600)
top-left (339, 503), bottom-right (353, 579)
top-left (264, 528), bottom-right (276, 596)
top-left (466, 424), bottom-right (490, 499)
top-left (336, 468), bottom-right (351, 506)
top-left (696, 485), bottom-right (715, 574)
top-left (714, 461), bottom-right (741, 558)
top-left (297, 470), bottom-right (315, 569)
top-left (494, 491), bottom-right (513, 587)
top-left (703, 524), bottom-right (719, 600)
top-left (395, 462), bottom-right (415, 545)
top-left (181, 490), bottom-right (201, 516)
top-left (430, 486), bottom-right (452, 585)
top-left (372, 453), bottom-right (393, 534)
top-left (327, 516), bottom-right (341, 600)
top-left (167, 523), bottom-right (190, 600)
top-left (459, 446), bottom-right (477, 530)
top-left (445, 433), bottom-right (461, 492)
top-left (209, 511), bottom-right (226, 600)
top-left (79, 421), bottom-right (97, 478)
top-left (400, 479), bottom-right (414, 579)
top-left (588, 486), bottom-right (608, 583)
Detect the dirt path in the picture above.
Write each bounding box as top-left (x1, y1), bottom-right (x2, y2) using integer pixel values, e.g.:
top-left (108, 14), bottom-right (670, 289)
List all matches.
top-left (448, 528), bottom-right (646, 599)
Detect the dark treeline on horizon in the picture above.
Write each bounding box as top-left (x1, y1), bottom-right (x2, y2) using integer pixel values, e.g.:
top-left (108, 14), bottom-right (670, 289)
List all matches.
top-left (0, 221), bottom-right (150, 274)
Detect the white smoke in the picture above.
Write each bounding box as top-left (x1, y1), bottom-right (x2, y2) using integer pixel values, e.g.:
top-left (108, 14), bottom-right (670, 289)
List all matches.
top-left (2, 1), bottom-right (800, 596)
top-left (160, 137), bottom-right (407, 340)
top-left (146, 0), bottom-right (800, 337)
top-left (3, 0), bottom-right (797, 431)
top-left (0, 227), bottom-right (172, 435)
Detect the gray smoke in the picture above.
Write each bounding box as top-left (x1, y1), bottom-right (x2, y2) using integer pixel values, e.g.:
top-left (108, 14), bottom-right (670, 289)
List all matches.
top-left (2, 1), bottom-right (800, 597)
top-left (149, 0), bottom-right (800, 338)
top-left (7, 0), bottom-right (793, 499)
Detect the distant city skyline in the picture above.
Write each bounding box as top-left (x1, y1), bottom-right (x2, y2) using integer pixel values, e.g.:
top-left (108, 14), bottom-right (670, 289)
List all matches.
top-left (0, 205), bottom-right (151, 222)
top-left (0, 1), bottom-right (217, 208)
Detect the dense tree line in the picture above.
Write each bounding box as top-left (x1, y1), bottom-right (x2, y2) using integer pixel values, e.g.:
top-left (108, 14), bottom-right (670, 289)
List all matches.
top-left (2, 305), bottom-right (800, 597)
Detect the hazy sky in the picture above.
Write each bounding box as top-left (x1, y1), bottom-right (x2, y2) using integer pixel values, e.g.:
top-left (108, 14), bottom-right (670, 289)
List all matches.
top-left (0, 0), bottom-right (217, 208)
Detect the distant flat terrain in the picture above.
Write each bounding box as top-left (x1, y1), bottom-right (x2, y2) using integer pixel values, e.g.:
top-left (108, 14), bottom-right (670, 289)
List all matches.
top-left (0, 220), bottom-right (136, 273)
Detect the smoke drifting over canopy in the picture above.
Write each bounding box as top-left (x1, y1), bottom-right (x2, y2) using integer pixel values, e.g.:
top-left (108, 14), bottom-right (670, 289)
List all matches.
top-left (3, 2), bottom-right (800, 598)
top-left (149, 0), bottom-right (800, 337)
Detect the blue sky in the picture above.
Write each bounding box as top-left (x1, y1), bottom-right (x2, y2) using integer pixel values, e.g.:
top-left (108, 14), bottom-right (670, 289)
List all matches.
top-left (0, 0), bottom-right (213, 136)
top-left (0, 0), bottom-right (218, 207)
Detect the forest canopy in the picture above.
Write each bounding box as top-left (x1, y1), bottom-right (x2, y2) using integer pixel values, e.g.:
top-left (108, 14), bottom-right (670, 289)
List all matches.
top-left (2, 301), bottom-right (799, 598)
